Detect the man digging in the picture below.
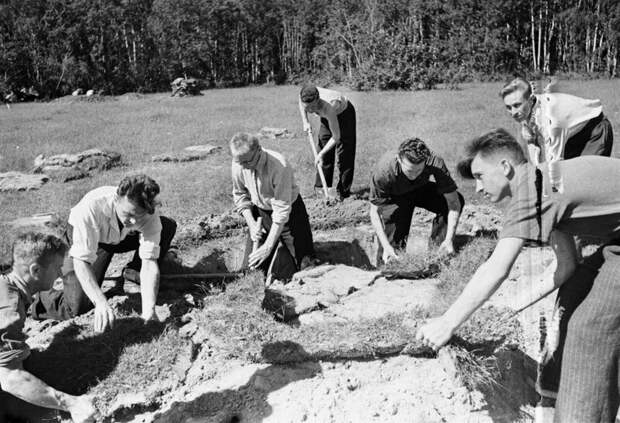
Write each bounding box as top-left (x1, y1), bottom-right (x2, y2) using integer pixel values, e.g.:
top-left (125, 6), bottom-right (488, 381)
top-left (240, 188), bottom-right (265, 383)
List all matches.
top-left (0, 232), bottom-right (98, 423)
top-left (298, 84), bottom-right (356, 201)
top-left (30, 174), bottom-right (177, 332)
top-left (369, 137), bottom-right (464, 263)
top-left (417, 128), bottom-right (620, 422)
top-left (231, 132), bottom-right (314, 283)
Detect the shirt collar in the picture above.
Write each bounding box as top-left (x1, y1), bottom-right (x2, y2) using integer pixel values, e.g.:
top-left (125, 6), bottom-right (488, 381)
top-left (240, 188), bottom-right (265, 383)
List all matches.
top-left (6, 272), bottom-right (33, 306)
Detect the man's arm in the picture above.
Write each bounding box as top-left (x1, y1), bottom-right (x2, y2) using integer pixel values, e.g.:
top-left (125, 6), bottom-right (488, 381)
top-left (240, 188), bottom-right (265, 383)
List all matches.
top-left (316, 108), bottom-right (341, 162)
top-left (416, 237), bottom-right (524, 349)
top-left (513, 230), bottom-right (578, 313)
top-left (139, 258), bottom-right (159, 321)
top-left (0, 365), bottom-right (98, 422)
top-left (369, 203), bottom-right (398, 263)
top-left (438, 191), bottom-right (462, 255)
top-left (248, 220), bottom-right (286, 269)
top-left (298, 99), bottom-right (311, 132)
top-left (72, 258), bottom-right (115, 332)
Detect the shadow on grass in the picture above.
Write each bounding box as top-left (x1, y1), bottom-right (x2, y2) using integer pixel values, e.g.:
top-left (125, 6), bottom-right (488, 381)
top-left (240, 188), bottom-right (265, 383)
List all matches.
top-left (313, 239), bottom-right (373, 267)
top-left (150, 342), bottom-right (321, 423)
top-left (479, 348), bottom-right (538, 423)
top-left (26, 317), bottom-right (169, 395)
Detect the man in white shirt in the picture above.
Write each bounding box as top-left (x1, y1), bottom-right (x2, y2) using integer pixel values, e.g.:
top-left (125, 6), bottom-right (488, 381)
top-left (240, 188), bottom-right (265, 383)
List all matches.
top-left (231, 132), bottom-right (314, 282)
top-left (501, 77), bottom-right (613, 191)
top-left (30, 175), bottom-right (176, 332)
top-left (299, 85), bottom-right (356, 200)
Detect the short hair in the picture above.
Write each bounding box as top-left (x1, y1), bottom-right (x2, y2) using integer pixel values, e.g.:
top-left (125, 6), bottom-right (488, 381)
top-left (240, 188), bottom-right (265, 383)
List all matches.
top-left (499, 77), bottom-right (532, 99)
top-left (397, 138), bottom-right (430, 164)
top-left (457, 128), bottom-right (527, 179)
top-left (12, 232), bottom-right (67, 267)
top-left (117, 174), bottom-right (160, 214)
top-left (230, 132), bottom-right (260, 156)
top-left (299, 85), bottom-right (319, 103)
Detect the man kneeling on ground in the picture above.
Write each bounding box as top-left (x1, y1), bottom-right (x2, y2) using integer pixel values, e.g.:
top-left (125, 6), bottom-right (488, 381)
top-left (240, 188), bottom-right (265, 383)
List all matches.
top-left (0, 232), bottom-right (98, 423)
top-left (369, 137), bottom-right (464, 263)
top-left (31, 174), bottom-right (177, 332)
top-left (231, 132), bottom-right (314, 283)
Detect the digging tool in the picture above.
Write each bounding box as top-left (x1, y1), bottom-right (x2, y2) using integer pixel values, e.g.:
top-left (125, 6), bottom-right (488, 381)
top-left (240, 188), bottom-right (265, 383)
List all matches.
top-left (306, 129), bottom-right (336, 200)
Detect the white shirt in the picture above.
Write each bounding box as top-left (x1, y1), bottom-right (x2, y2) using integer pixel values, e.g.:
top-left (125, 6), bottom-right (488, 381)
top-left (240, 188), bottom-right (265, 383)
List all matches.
top-left (68, 186), bottom-right (162, 263)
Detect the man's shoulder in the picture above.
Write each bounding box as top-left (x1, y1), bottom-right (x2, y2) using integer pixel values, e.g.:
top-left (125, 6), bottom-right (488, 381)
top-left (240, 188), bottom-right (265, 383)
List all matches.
top-left (71, 186), bottom-right (116, 218)
top-left (263, 148), bottom-right (290, 168)
top-left (425, 152), bottom-right (447, 168)
top-left (0, 275), bottom-right (22, 311)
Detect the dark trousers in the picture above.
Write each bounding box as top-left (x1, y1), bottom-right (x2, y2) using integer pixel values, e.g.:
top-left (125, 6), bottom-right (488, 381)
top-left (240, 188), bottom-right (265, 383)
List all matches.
top-left (316, 101), bottom-right (356, 197)
top-left (30, 216), bottom-right (177, 320)
top-left (564, 113), bottom-right (614, 159)
top-left (253, 195), bottom-right (314, 281)
top-left (0, 391), bottom-right (52, 422)
top-left (542, 244), bottom-right (620, 422)
top-left (377, 183), bottom-right (464, 249)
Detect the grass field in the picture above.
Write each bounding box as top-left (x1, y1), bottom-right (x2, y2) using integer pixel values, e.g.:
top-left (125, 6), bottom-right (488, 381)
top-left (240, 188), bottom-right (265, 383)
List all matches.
top-left (1, 80), bottom-right (619, 228)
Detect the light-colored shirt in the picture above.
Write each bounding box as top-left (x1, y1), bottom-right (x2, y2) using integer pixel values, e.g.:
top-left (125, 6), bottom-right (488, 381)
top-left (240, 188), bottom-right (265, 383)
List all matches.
top-left (500, 157), bottom-right (620, 243)
top-left (231, 148), bottom-right (299, 225)
top-left (68, 186), bottom-right (162, 264)
top-left (0, 273), bottom-right (31, 368)
top-left (316, 87), bottom-right (349, 115)
top-left (523, 92), bottom-right (603, 164)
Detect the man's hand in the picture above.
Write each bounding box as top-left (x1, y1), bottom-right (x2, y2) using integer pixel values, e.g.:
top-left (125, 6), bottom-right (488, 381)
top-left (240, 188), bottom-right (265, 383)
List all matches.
top-left (438, 239), bottom-right (455, 256)
top-left (93, 302), bottom-right (115, 333)
top-left (382, 245), bottom-right (399, 263)
top-left (68, 395), bottom-right (99, 423)
top-left (315, 152), bottom-right (324, 167)
top-left (415, 317), bottom-right (456, 351)
top-left (303, 122), bottom-right (312, 133)
top-left (249, 219), bottom-right (266, 243)
top-left (249, 244), bottom-right (273, 269)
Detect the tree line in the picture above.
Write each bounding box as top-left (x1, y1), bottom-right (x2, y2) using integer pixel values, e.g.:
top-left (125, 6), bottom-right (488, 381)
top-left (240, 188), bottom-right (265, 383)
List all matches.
top-left (1, 0), bottom-right (618, 97)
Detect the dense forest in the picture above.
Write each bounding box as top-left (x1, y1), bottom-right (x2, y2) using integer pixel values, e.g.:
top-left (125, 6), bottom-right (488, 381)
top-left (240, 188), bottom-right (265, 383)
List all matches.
top-left (1, 0), bottom-right (618, 97)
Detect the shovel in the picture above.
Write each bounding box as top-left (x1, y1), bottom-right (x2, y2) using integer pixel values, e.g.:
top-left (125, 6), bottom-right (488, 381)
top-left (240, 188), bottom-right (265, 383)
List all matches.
top-left (306, 129), bottom-right (337, 201)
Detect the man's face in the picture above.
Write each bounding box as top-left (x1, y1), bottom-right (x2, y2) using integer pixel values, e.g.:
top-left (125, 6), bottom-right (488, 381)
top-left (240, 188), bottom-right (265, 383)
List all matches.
top-left (470, 154), bottom-right (510, 203)
top-left (232, 146), bottom-right (261, 170)
top-left (302, 98), bottom-right (321, 114)
top-left (503, 89), bottom-right (533, 123)
top-left (115, 195), bottom-right (150, 228)
top-left (397, 156), bottom-right (426, 181)
top-left (35, 254), bottom-right (64, 291)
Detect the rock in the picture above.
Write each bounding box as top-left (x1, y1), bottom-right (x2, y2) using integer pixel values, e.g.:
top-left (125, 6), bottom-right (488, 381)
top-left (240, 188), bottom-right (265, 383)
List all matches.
top-left (152, 144), bottom-right (222, 162)
top-left (328, 278), bottom-right (440, 321)
top-left (0, 171), bottom-right (49, 191)
top-left (262, 265), bottom-right (381, 321)
top-left (85, 89), bottom-right (95, 97)
top-left (72, 88), bottom-right (84, 96)
top-left (33, 148), bottom-right (121, 182)
top-left (258, 127), bottom-right (292, 139)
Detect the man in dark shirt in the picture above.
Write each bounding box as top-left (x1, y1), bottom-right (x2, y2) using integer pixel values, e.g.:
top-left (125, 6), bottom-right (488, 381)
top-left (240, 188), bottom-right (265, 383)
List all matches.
top-left (369, 137), bottom-right (464, 263)
top-left (0, 232), bottom-right (98, 423)
top-left (417, 128), bottom-right (620, 422)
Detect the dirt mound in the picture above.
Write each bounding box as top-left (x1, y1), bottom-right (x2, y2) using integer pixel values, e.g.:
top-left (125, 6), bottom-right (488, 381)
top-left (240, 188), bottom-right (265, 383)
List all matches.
top-left (50, 94), bottom-right (113, 104)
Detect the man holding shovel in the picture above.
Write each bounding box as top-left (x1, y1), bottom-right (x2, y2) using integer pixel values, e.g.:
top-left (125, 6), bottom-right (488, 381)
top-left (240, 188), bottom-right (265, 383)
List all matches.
top-left (298, 85), bottom-right (356, 201)
top-left (231, 133), bottom-right (314, 283)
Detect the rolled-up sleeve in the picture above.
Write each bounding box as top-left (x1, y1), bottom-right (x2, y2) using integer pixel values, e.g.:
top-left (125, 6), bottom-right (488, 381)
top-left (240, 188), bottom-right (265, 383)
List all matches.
top-left (231, 163), bottom-right (253, 214)
top-left (369, 172), bottom-right (391, 206)
top-left (0, 285), bottom-right (29, 368)
top-left (138, 213), bottom-right (162, 260)
top-left (270, 165), bottom-right (295, 224)
top-left (68, 206), bottom-right (101, 264)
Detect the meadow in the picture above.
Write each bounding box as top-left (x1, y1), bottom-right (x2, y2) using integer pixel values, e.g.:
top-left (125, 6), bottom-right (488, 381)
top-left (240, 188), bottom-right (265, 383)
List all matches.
top-left (1, 80), bottom-right (619, 228)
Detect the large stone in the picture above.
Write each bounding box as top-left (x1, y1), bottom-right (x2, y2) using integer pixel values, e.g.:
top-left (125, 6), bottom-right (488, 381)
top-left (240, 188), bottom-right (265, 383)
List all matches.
top-left (259, 127), bottom-right (292, 140)
top-left (152, 144), bottom-right (222, 162)
top-left (0, 171), bottom-right (49, 191)
top-left (33, 148), bottom-right (121, 182)
top-left (263, 265), bottom-right (382, 320)
top-left (327, 278), bottom-right (440, 321)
